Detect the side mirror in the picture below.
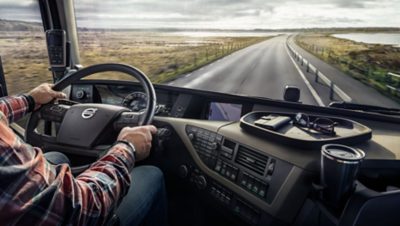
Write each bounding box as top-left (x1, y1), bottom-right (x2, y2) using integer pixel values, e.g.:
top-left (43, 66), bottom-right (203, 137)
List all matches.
top-left (283, 85), bottom-right (300, 102)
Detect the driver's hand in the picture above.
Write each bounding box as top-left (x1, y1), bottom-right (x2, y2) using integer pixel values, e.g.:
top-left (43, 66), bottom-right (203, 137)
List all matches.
top-left (28, 83), bottom-right (66, 108)
top-left (117, 125), bottom-right (157, 162)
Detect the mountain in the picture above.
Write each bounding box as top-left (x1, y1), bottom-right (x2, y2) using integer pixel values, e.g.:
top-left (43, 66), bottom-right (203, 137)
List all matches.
top-left (0, 19), bottom-right (42, 31)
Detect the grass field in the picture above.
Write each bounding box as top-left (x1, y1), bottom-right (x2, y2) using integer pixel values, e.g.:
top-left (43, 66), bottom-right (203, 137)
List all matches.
top-left (0, 30), bottom-right (270, 95)
top-left (295, 33), bottom-right (400, 102)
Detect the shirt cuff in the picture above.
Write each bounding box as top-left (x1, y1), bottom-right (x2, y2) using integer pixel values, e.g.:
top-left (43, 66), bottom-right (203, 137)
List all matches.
top-left (22, 94), bottom-right (36, 112)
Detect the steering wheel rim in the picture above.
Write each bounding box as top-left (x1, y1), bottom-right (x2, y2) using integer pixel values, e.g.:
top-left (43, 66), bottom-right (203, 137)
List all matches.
top-left (25, 63), bottom-right (157, 173)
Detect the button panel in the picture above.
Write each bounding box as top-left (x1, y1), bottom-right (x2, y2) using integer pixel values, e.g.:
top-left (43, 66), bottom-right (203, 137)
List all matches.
top-left (214, 160), bottom-right (239, 182)
top-left (210, 182), bottom-right (232, 206)
top-left (239, 172), bottom-right (269, 200)
top-left (234, 199), bottom-right (261, 225)
top-left (186, 126), bottom-right (222, 169)
top-left (186, 125), bottom-right (280, 206)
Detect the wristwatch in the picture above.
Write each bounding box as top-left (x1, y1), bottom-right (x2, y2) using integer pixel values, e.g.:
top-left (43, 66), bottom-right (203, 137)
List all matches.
top-left (116, 140), bottom-right (136, 160)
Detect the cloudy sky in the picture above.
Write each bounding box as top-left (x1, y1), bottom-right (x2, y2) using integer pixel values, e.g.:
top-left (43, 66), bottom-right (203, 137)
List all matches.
top-left (0, 0), bottom-right (399, 29)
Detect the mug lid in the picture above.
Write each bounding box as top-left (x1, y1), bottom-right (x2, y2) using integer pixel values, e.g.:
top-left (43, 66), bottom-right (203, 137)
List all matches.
top-left (322, 144), bottom-right (365, 161)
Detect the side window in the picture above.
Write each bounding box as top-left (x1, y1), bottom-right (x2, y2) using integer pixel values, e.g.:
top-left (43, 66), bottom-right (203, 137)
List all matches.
top-left (0, 0), bottom-right (52, 96)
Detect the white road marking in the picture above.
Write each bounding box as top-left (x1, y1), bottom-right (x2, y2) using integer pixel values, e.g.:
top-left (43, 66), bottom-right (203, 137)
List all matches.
top-left (184, 73), bottom-right (192, 78)
top-left (285, 45), bottom-right (325, 107)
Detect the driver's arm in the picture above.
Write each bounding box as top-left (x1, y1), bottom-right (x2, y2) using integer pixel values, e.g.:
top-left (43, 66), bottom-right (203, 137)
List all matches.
top-left (0, 95), bottom-right (34, 123)
top-left (0, 83), bottom-right (155, 225)
top-left (0, 83), bottom-right (66, 124)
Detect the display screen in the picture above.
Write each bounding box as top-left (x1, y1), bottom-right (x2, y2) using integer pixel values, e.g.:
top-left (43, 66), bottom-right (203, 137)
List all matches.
top-left (208, 102), bottom-right (242, 121)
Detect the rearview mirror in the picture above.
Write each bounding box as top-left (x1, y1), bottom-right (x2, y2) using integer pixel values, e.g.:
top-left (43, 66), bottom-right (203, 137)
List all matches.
top-left (283, 85), bottom-right (300, 102)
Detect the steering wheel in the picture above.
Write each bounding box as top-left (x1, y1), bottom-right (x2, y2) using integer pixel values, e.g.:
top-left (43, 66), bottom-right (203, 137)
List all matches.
top-left (26, 63), bottom-right (156, 171)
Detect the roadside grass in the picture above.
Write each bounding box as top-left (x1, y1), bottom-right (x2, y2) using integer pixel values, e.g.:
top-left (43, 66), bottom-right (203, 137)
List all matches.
top-left (295, 33), bottom-right (400, 103)
top-left (0, 31), bottom-right (271, 95)
top-left (78, 32), bottom-right (270, 83)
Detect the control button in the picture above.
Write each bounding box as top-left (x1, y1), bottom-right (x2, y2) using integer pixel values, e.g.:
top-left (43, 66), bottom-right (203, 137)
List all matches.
top-left (258, 189), bottom-right (265, 198)
top-left (178, 165), bottom-right (189, 178)
top-left (214, 163), bottom-right (221, 172)
top-left (252, 183), bottom-right (259, 193)
top-left (267, 159), bottom-right (276, 175)
top-left (196, 175), bottom-right (207, 190)
top-left (247, 178), bottom-right (254, 191)
top-left (188, 133), bottom-right (195, 141)
top-left (221, 167), bottom-right (226, 175)
top-left (75, 90), bottom-right (86, 100)
top-left (230, 173), bottom-right (237, 181)
top-left (247, 180), bottom-right (253, 190)
top-left (240, 175), bottom-right (248, 186)
top-left (210, 142), bottom-right (218, 150)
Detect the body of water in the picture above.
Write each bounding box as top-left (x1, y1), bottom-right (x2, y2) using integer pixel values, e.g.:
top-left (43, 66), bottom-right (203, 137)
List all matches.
top-left (165, 31), bottom-right (286, 37)
top-left (333, 33), bottom-right (400, 47)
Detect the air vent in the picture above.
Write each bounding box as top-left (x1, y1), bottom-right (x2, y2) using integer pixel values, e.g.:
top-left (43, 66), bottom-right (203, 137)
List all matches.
top-left (235, 146), bottom-right (268, 175)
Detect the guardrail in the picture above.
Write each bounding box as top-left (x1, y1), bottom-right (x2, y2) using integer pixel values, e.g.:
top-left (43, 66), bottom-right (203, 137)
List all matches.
top-left (385, 72), bottom-right (400, 95)
top-left (286, 40), bottom-right (353, 102)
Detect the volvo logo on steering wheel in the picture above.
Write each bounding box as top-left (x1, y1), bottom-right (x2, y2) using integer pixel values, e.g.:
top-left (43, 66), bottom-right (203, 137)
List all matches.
top-left (82, 108), bottom-right (98, 119)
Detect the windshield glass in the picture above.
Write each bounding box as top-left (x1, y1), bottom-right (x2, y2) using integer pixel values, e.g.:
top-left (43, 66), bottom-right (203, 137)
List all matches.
top-left (2, 0), bottom-right (400, 109)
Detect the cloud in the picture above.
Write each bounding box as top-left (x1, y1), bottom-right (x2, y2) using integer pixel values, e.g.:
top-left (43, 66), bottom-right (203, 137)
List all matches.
top-left (0, 0), bottom-right (399, 29)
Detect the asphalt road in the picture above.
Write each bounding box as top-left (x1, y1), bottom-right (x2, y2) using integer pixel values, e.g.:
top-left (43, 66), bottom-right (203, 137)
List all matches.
top-left (169, 35), bottom-right (319, 105)
top-left (169, 35), bottom-right (400, 109)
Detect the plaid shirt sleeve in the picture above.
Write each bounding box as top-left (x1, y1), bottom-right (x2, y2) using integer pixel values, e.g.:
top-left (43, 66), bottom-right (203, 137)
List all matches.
top-left (0, 95), bottom-right (135, 225)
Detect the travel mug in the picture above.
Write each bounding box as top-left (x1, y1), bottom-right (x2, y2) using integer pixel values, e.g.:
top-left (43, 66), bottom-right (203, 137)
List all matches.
top-left (320, 144), bottom-right (365, 209)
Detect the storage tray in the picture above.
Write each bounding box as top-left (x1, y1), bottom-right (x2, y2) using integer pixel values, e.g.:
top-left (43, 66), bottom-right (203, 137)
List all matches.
top-left (240, 111), bottom-right (372, 149)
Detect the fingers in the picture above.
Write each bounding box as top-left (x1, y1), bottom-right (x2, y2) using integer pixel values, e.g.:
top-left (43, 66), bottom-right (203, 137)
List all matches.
top-left (143, 125), bottom-right (158, 134)
top-left (46, 84), bottom-right (66, 99)
top-left (52, 90), bottom-right (67, 99)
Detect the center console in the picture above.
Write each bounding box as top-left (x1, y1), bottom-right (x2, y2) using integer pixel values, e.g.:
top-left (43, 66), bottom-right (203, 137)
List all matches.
top-left (185, 125), bottom-right (294, 225)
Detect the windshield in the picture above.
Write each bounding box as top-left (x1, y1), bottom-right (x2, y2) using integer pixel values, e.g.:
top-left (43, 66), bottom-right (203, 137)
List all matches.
top-left (1, 0), bottom-right (400, 109)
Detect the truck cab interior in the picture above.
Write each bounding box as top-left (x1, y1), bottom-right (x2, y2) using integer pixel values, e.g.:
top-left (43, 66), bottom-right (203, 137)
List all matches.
top-left (1, 0), bottom-right (400, 226)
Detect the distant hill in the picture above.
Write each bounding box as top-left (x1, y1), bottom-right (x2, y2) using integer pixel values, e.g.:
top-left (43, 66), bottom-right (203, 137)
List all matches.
top-left (0, 19), bottom-right (42, 31)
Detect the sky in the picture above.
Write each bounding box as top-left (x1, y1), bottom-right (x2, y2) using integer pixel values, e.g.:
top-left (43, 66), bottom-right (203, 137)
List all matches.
top-left (0, 0), bottom-right (399, 29)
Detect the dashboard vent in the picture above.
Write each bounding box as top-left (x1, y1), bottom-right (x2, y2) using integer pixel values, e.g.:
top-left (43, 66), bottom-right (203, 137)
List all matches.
top-left (235, 146), bottom-right (268, 175)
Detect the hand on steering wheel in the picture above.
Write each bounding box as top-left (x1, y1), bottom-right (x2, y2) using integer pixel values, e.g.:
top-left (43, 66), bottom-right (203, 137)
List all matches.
top-left (25, 63), bottom-right (157, 173)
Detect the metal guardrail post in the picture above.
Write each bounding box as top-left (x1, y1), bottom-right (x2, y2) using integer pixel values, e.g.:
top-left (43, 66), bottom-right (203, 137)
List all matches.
top-left (330, 82), bottom-right (335, 100)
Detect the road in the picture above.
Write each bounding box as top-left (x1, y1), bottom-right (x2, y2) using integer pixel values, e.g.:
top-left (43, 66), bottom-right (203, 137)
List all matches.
top-left (169, 35), bottom-right (400, 108)
top-left (169, 35), bottom-right (319, 105)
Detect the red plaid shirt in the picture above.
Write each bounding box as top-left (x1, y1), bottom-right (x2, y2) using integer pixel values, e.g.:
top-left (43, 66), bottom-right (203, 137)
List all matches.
top-left (0, 95), bottom-right (135, 225)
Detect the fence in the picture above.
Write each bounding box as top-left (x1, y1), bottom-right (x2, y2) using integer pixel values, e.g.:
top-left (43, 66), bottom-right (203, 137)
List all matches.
top-left (286, 40), bottom-right (353, 102)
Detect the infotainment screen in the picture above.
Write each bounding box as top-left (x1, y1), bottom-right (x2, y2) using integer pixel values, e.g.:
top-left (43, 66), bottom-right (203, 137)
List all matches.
top-left (208, 102), bottom-right (242, 121)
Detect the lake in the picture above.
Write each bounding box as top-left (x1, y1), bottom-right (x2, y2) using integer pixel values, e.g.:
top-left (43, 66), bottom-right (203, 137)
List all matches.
top-left (332, 33), bottom-right (400, 47)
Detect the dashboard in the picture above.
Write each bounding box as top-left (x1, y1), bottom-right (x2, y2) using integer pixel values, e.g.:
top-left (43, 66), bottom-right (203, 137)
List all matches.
top-left (69, 81), bottom-right (400, 226)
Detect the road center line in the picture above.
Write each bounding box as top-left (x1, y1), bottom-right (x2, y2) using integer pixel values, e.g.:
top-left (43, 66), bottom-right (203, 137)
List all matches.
top-left (285, 45), bottom-right (325, 107)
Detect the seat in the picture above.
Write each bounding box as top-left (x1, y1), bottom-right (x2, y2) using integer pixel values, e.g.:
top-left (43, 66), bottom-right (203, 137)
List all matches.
top-left (338, 183), bottom-right (400, 226)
